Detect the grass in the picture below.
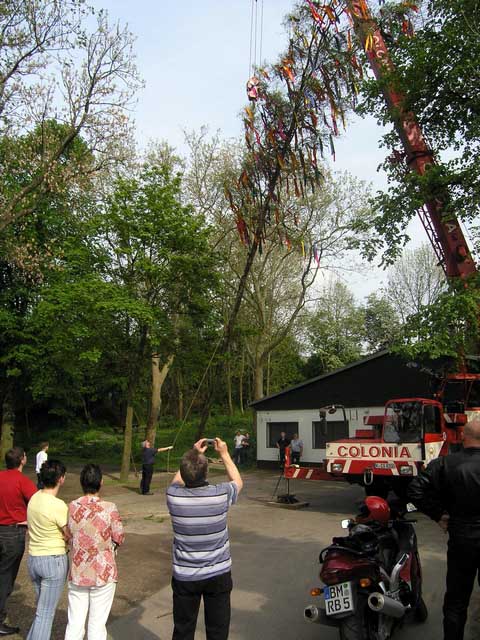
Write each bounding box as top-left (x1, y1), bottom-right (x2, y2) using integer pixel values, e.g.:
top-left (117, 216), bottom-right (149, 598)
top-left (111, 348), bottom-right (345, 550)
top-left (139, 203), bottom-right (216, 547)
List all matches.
top-left (143, 515), bottom-right (165, 523)
top-left (28, 412), bottom-right (256, 475)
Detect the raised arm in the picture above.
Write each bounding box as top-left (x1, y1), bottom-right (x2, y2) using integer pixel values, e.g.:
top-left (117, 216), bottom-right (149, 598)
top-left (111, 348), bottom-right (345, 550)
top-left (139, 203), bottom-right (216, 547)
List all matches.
top-left (215, 437), bottom-right (243, 493)
top-left (170, 439), bottom-right (207, 486)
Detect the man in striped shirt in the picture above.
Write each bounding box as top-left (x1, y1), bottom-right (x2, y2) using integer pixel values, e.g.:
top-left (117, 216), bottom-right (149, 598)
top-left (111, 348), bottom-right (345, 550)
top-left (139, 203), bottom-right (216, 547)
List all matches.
top-left (166, 437), bottom-right (243, 640)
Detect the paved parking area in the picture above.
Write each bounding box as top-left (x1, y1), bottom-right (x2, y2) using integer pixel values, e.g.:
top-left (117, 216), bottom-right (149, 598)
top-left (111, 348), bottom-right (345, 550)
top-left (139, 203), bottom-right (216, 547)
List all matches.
top-left (107, 470), bottom-right (480, 640)
top-left (8, 467), bottom-right (480, 639)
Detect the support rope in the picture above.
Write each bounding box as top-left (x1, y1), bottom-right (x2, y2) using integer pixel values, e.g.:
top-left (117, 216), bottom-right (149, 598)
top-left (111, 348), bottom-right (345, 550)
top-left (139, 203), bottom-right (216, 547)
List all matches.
top-left (166, 335), bottom-right (224, 473)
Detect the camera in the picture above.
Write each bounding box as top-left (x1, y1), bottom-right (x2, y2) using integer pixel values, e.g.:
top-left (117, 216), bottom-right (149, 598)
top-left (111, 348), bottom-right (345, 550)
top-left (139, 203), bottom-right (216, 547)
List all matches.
top-left (205, 438), bottom-right (216, 446)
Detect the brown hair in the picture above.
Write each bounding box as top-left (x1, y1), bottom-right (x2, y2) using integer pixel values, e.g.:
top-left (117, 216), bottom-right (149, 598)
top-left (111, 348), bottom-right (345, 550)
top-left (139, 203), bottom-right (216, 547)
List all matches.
top-left (41, 442), bottom-right (49, 450)
top-left (180, 449), bottom-right (208, 487)
top-left (5, 447), bottom-right (25, 469)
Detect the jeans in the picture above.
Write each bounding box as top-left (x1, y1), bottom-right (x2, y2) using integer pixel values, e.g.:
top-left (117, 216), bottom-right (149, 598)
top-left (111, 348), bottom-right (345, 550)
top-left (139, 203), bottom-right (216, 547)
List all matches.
top-left (232, 448), bottom-right (242, 466)
top-left (0, 525), bottom-right (26, 623)
top-left (443, 537), bottom-right (480, 640)
top-left (141, 464), bottom-right (154, 494)
top-left (240, 448), bottom-right (248, 465)
top-left (172, 571), bottom-right (232, 640)
top-left (64, 582), bottom-right (116, 640)
top-left (292, 451), bottom-right (301, 465)
top-left (26, 553), bottom-right (69, 640)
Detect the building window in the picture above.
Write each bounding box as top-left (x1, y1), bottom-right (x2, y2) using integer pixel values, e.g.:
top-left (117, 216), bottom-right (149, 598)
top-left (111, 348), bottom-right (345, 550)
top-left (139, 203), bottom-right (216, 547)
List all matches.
top-left (312, 419), bottom-right (349, 449)
top-left (267, 422), bottom-right (298, 448)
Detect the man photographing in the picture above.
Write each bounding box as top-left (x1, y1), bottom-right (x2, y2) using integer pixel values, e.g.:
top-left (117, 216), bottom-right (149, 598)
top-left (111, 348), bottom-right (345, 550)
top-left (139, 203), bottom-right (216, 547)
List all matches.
top-left (166, 437), bottom-right (242, 640)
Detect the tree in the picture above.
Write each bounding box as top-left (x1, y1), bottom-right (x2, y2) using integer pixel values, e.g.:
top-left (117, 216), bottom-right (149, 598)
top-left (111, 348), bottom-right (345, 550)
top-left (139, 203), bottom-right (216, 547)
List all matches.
top-left (266, 335), bottom-right (305, 396)
top-left (303, 279), bottom-right (365, 377)
top-left (185, 132), bottom-right (373, 401)
top-left (240, 171), bottom-right (372, 400)
top-left (0, 1), bottom-right (141, 231)
top-left (394, 281), bottom-right (480, 361)
top-left (385, 244), bottom-right (446, 323)
top-left (181, 0), bottom-right (377, 431)
top-left (96, 159), bottom-right (218, 480)
top-left (0, 134), bottom-right (99, 449)
top-left (358, 0), bottom-right (480, 260)
top-left (363, 293), bottom-right (400, 353)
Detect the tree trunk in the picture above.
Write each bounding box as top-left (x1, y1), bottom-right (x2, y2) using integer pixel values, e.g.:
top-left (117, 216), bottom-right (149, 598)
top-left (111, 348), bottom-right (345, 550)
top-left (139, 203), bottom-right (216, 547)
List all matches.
top-left (226, 353), bottom-right (233, 416)
top-left (146, 353), bottom-right (174, 444)
top-left (176, 369), bottom-right (184, 421)
top-left (0, 395), bottom-right (14, 462)
top-left (81, 396), bottom-right (91, 425)
top-left (253, 360), bottom-right (264, 400)
top-left (196, 378), bottom-right (211, 440)
top-left (239, 348), bottom-right (245, 414)
top-left (266, 351), bottom-right (271, 397)
top-left (120, 403), bottom-right (134, 483)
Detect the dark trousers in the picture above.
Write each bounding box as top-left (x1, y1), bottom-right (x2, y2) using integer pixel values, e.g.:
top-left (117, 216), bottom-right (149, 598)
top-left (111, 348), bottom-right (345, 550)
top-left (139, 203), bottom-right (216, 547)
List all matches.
top-left (292, 451), bottom-right (301, 465)
top-left (232, 448), bottom-right (242, 466)
top-left (0, 525), bottom-right (26, 623)
top-left (36, 473), bottom-right (44, 489)
top-left (172, 571), bottom-right (232, 640)
top-left (278, 448), bottom-right (287, 466)
top-left (141, 463), bottom-right (154, 494)
top-left (443, 537), bottom-right (480, 640)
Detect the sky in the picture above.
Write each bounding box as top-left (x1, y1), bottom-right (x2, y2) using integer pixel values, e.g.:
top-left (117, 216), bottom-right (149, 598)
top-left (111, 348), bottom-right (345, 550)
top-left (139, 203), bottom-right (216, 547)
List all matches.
top-left (92, 0), bottom-right (429, 299)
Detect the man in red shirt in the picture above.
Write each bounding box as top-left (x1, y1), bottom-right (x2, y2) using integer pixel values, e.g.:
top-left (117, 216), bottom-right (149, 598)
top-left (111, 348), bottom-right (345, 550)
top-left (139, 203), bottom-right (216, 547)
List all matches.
top-left (0, 447), bottom-right (37, 636)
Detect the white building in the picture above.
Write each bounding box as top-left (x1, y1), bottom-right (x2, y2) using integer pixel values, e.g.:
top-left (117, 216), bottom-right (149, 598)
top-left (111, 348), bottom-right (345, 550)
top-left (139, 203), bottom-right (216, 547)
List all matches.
top-left (250, 351), bottom-right (433, 467)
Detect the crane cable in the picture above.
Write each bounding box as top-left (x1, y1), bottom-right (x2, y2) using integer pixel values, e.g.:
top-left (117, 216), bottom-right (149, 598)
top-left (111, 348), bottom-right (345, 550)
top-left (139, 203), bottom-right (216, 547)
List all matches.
top-left (248, 0), bottom-right (264, 77)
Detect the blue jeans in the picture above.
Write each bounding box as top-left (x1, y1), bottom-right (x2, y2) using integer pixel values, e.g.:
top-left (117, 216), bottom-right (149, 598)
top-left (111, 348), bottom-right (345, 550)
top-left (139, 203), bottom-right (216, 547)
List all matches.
top-left (27, 554), bottom-right (69, 640)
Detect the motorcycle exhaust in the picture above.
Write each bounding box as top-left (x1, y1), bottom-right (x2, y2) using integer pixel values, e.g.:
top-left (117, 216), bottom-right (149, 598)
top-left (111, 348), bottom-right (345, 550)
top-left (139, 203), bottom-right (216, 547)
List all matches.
top-left (304, 605), bottom-right (322, 623)
top-left (368, 593), bottom-right (406, 619)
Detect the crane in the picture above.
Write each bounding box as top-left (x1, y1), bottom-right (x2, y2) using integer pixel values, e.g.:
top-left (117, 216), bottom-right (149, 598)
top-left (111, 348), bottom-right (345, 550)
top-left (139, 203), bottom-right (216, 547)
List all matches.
top-left (281, 0), bottom-right (479, 499)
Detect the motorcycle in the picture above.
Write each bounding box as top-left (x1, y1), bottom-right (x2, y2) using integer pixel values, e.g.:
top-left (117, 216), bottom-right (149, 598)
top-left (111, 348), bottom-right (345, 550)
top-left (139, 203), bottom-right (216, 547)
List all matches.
top-left (304, 497), bottom-right (428, 640)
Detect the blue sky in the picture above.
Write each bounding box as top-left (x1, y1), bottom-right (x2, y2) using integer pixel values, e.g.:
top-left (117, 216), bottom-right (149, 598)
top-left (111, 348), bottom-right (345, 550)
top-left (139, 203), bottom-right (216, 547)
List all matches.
top-left (93, 0), bottom-right (427, 297)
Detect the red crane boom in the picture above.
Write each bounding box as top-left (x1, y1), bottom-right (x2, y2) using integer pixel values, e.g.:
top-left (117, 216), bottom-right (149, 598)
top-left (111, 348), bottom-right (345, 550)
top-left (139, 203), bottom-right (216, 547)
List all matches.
top-left (347, 0), bottom-right (476, 279)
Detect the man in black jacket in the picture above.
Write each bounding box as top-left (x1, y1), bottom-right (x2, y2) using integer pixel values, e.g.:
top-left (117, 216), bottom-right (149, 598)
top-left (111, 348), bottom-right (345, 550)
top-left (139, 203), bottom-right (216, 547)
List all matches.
top-left (140, 440), bottom-right (173, 495)
top-left (407, 418), bottom-right (480, 640)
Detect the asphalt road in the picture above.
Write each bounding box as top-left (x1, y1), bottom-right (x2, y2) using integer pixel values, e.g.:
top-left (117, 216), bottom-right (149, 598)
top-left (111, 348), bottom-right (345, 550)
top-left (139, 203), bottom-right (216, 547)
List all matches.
top-left (107, 470), bottom-right (480, 640)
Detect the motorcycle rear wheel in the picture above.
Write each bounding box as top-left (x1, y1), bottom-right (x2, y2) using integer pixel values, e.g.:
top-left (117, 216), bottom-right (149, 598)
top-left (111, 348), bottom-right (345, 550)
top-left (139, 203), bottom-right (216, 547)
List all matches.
top-left (339, 598), bottom-right (370, 640)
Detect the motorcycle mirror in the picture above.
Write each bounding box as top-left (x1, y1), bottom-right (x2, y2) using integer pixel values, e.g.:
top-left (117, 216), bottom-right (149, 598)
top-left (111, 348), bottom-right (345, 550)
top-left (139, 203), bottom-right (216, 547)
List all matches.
top-left (341, 518), bottom-right (354, 529)
top-left (406, 502), bottom-right (417, 513)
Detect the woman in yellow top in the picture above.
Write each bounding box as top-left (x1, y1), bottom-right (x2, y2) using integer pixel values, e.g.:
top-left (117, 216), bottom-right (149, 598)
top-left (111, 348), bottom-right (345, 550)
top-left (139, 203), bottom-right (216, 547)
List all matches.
top-left (26, 459), bottom-right (69, 640)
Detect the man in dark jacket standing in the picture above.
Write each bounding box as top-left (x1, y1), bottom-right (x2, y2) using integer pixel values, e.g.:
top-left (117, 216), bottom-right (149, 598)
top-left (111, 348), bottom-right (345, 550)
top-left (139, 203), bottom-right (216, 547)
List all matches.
top-left (140, 440), bottom-right (173, 495)
top-left (407, 418), bottom-right (480, 640)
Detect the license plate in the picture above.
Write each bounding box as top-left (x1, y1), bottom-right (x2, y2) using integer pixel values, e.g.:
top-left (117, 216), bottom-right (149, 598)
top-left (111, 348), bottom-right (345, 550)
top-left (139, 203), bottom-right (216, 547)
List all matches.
top-left (374, 462), bottom-right (395, 469)
top-left (324, 581), bottom-right (355, 616)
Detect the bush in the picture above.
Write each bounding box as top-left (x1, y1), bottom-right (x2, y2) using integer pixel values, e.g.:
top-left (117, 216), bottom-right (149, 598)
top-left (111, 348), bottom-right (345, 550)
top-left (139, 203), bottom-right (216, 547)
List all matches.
top-left (25, 412), bottom-right (256, 471)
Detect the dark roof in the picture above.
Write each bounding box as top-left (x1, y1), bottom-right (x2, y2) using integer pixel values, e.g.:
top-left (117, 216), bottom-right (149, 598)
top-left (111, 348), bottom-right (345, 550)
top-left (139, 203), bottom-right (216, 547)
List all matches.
top-left (250, 351), bottom-right (388, 407)
top-left (250, 350), bottom-right (434, 412)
